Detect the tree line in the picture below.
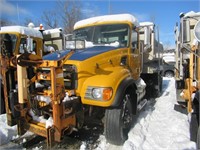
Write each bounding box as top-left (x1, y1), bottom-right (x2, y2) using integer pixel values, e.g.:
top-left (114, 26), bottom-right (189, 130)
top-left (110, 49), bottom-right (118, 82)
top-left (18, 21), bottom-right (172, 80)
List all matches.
top-left (0, 1), bottom-right (82, 34)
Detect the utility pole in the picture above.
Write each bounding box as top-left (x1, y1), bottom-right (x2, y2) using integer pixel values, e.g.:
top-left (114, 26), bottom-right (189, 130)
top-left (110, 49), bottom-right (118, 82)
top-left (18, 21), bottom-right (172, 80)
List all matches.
top-left (108, 0), bottom-right (111, 14)
top-left (17, 3), bottom-right (20, 25)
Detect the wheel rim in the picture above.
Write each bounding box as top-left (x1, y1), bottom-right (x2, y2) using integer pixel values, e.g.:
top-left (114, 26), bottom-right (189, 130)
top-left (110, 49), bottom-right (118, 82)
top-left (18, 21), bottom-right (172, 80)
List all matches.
top-left (122, 94), bottom-right (132, 129)
top-left (165, 72), bottom-right (173, 77)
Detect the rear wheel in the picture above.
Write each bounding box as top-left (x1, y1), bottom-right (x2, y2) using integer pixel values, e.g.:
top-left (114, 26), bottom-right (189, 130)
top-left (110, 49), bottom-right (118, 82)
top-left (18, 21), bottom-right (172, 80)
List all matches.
top-left (105, 90), bottom-right (133, 145)
top-left (164, 71), bottom-right (174, 78)
top-left (1, 83), bottom-right (5, 114)
top-left (197, 126), bottom-right (200, 149)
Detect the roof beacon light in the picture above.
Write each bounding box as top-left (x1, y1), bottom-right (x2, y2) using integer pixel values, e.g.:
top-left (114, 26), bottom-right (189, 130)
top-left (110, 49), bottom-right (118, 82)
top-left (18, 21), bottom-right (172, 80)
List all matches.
top-left (28, 22), bottom-right (35, 28)
top-left (40, 24), bottom-right (44, 30)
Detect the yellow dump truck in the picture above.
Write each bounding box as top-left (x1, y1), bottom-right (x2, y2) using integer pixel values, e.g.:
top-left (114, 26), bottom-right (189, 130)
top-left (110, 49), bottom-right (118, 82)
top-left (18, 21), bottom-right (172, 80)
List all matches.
top-left (1, 14), bottom-right (163, 146)
top-left (174, 11), bottom-right (200, 146)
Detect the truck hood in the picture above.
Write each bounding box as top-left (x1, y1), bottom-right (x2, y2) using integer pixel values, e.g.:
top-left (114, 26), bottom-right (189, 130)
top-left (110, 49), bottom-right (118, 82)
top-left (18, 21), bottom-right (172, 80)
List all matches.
top-left (43, 46), bottom-right (117, 61)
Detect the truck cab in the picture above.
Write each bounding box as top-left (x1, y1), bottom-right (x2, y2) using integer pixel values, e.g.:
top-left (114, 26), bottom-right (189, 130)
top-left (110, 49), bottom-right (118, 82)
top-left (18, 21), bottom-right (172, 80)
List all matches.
top-left (0, 26), bottom-right (44, 120)
top-left (0, 26), bottom-right (44, 56)
top-left (0, 25), bottom-right (64, 123)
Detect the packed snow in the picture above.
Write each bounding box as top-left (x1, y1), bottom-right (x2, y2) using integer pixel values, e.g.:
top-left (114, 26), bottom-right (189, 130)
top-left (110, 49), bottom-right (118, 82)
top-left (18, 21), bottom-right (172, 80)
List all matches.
top-left (0, 77), bottom-right (197, 149)
top-left (0, 26), bottom-right (43, 39)
top-left (87, 77), bottom-right (197, 150)
top-left (74, 14), bottom-right (139, 29)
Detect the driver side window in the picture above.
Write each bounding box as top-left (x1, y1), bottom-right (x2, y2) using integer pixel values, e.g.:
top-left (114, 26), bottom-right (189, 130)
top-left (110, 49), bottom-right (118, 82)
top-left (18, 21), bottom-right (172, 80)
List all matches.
top-left (19, 38), bottom-right (27, 54)
top-left (19, 38), bottom-right (36, 54)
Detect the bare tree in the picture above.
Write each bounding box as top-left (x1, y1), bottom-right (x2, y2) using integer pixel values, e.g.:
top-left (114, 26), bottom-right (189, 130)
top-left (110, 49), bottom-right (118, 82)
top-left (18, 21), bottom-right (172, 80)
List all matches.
top-left (0, 19), bottom-right (14, 27)
top-left (163, 40), bottom-right (172, 51)
top-left (23, 17), bottom-right (41, 28)
top-left (40, 0), bottom-right (82, 33)
top-left (41, 10), bottom-right (59, 29)
top-left (57, 0), bottom-right (82, 34)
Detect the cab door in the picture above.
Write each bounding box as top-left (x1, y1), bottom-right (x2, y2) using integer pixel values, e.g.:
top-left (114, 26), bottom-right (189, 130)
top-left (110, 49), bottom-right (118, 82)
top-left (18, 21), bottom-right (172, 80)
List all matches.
top-left (128, 29), bottom-right (141, 80)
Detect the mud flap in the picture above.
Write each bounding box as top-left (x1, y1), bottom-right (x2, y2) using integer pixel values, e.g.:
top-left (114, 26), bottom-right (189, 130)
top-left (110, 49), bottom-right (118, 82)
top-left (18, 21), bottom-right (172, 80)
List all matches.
top-left (190, 113), bottom-right (199, 142)
top-left (174, 104), bottom-right (187, 115)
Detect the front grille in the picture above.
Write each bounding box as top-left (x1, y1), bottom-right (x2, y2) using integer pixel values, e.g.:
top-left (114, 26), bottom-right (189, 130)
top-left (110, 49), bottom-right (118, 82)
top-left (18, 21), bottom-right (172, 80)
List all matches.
top-left (63, 64), bottom-right (77, 90)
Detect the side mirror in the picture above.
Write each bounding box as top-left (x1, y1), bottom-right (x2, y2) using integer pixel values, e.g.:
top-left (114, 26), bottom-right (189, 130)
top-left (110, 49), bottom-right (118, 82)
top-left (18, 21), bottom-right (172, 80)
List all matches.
top-left (26, 36), bottom-right (33, 52)
top-left (194, 20), bottom-right (200, 42)
top-left (182, 19), bottom-right (191, 43)
top-left (144, 26), bottom-right (151, 52)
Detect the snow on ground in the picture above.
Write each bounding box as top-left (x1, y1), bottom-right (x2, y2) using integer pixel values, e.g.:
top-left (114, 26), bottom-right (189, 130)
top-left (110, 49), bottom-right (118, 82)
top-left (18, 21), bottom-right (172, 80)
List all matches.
top-left (93, 77), bottom-right (197, 150)
top-left (0, 114), bottom-right (17, 145)
top-left (123, 77), bottom-right (196, 150)
top-left (0, 77), bottom-right (197, 149)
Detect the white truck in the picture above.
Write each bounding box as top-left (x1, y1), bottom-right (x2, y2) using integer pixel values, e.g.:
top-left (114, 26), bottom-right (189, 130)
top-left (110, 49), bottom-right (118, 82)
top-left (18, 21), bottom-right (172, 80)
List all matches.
top-left (139, 22), bottom-right (164, 98)
top-left (174, 11), bottom-right (200, 147)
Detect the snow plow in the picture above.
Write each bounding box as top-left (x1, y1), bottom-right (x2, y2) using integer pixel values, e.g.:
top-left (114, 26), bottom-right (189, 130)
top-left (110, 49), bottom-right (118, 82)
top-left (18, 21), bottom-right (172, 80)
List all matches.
top-left (1, 14), bottom-right (163, 146)
top-left (0, 24), bottom-right (65, 125)
top-left (174, 11), bottom-right (200, 146)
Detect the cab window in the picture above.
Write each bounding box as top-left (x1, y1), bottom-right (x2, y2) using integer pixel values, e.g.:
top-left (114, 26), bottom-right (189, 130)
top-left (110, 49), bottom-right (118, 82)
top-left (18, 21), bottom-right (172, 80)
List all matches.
top-left (19, 37), bottom-right (36, 54)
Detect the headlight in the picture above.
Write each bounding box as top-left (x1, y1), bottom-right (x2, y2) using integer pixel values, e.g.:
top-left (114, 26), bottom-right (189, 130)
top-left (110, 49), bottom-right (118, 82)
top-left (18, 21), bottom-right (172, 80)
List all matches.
top-left (85, 87), bottom-right (113, 101)
top-left (92, 88), bottom-right (102, 99)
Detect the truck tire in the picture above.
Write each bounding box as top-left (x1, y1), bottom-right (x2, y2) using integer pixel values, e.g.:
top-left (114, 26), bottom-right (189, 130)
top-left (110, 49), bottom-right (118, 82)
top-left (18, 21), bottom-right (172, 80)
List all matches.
top-left (105, 90), bottom-right (133, 145)
top-left (197, 126), bottom-right (200, 149)
top-left (1, 83), bottom-right (5, 114)
top-left (164, 71), bottom-right (174, 78)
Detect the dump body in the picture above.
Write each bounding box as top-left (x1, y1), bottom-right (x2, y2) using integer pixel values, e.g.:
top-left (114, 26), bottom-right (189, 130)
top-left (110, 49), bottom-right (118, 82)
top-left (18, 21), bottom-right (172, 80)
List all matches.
top-left (139, 22), bottom-right (163, 97)
top-left (175, 11), bottom-right (200, 111)
top-left (139, 22), bottom-right (163, 74)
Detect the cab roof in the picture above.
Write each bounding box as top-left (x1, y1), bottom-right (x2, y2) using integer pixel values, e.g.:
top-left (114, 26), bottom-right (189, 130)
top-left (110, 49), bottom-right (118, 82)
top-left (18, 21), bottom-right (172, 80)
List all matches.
top-left (74, 14), bottom-right (139, 29)
top-left (184, 11), bottom-right (200, 18)
top-left (0, 26), bottom-right (43, 39)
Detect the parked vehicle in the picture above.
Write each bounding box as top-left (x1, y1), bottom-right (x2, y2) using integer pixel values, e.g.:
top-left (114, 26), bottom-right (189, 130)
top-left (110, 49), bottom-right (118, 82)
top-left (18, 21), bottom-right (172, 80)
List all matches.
top-left (163, 50), bottom-right (175, 77)
top-left (1, 14), bottom-right (163, 146)
top-left (0, 24), bottom-right (64, 125)
top-left (174, 11), bottom-right (200, 147)
top-left (139, 22), bottom-right (163, 97)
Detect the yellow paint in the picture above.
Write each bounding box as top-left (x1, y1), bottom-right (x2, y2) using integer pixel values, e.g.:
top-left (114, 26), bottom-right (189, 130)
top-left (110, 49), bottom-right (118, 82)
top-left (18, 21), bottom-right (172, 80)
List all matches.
top-left (64, 20), bottom-right (140, 107)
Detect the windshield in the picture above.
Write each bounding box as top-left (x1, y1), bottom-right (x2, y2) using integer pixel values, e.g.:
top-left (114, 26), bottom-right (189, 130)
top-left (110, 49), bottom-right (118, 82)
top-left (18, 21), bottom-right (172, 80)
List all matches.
top-left (73, 24), bottom-right (129, 48)
top-left (0, 33), bottom-right (17, 55)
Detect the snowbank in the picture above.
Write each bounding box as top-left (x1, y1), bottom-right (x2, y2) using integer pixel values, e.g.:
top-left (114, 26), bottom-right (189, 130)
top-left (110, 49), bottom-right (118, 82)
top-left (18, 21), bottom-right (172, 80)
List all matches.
top-left (93, 78), bottom-right (196, 150)
top-left (0, 114), bottom-right (17, 145)
top-left (0, 78), bottom-right (197, 149)
top-left (74, 14), bottom-right (139, 29)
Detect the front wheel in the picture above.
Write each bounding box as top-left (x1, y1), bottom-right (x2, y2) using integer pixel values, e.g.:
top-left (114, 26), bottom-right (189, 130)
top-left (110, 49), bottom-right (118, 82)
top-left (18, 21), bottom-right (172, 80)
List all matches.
top-left (105, 91), bottom-right (133, 145)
